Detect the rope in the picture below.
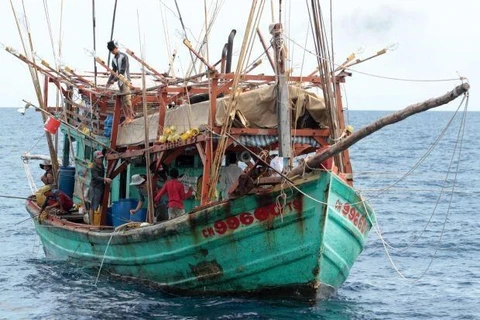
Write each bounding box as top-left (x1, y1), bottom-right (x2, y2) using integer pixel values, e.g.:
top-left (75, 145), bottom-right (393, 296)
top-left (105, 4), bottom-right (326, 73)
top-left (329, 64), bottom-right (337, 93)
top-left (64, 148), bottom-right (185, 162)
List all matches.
top-left (42, 0), bottom-right (58, 68)
top-left (22, 156), bottom-right (38, 194)
top-left (368, 94), bottom-right (466, 198)
top-left (360, 94), bottom-right (469, 281)
top-left (94, 229), bottom-right (118, 286)
top-left (174, 0), bottom-right (197, 74)
top-left (91, 0), bottom-right (97, 86)
top-left (283, 33), bottom-right (461, 83)
top-left (22, 134), bottom-right (46, 193)
top-left (0, 195), bottom-right (29, 200)
top-left (208, 0), bottom-right (266, 200)
top-left (107, 0), bottom-right (118, 67)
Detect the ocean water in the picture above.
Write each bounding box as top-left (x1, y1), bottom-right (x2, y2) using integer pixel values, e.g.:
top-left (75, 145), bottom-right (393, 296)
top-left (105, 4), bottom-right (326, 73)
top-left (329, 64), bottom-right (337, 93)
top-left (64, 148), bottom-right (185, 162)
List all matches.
top-left (0, 107), bottom-right (478, 319)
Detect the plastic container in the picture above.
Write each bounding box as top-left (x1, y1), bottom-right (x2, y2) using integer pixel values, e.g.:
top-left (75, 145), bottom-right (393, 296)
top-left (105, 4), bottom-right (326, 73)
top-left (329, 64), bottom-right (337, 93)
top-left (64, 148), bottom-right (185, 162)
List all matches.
top-left (130, 208), bottom-right (147, 223)
top-left (106, 207), bottom-right (113, 226)
top-left (104, 115), bottom-right (113, 138)
top-left (112, 199), bottom-right (138, 227)
top-left (58, 166), bottom-right (76, 198)
top-left (35, 185), bottom-right (52, 206)
top-left (44, 116), bottom-right (61, 134)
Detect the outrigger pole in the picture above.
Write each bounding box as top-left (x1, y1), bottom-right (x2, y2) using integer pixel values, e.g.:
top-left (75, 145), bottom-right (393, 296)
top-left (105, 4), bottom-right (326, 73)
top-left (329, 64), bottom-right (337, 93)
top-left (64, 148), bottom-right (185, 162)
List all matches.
top-left (288, 83), bottom-right (471, 178)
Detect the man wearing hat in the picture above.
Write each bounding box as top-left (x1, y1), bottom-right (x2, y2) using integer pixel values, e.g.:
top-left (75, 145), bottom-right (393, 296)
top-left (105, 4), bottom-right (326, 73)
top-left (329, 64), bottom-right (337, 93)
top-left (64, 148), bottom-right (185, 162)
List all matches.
top-left (40, 159), bottom-right (55, 185)
top-left (130, 174), bottom-right (168, 223)
top-left (40, 185), bottom-right (73, 215)
top-left (129, 174), bottom-right (148, 216)
top-left (89, 150), bottom-right (112, 217)
top-left (105, 40), bottom-right (134, 124)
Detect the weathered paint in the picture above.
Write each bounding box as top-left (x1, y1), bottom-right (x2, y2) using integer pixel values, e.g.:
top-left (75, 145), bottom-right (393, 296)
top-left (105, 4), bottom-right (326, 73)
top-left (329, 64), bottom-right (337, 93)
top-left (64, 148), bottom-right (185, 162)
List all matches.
top-left (26, 170), bottom-right (374, 299)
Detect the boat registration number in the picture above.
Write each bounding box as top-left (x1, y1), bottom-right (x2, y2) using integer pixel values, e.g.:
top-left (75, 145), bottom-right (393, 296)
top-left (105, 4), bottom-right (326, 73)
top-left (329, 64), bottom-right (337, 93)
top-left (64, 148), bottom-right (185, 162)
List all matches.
top-left (201, 199), bottom-right (302, 238)
top-left (334, 200), bottom-right (369, 234)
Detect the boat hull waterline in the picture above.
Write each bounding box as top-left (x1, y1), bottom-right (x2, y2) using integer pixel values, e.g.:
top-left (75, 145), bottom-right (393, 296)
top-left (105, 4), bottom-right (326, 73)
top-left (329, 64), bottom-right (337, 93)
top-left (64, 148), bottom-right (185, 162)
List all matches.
top-left (27, 171), bottom-right (374, 299)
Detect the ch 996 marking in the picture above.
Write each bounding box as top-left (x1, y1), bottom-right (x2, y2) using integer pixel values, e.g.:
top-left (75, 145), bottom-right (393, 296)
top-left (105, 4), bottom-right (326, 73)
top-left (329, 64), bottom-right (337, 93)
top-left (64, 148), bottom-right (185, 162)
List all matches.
top-left (201, 199), bottom-right (302, 238)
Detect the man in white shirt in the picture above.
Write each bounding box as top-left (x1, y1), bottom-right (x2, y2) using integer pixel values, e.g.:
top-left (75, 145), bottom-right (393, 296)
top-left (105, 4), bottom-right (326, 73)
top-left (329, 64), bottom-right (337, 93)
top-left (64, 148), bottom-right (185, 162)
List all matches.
top-left (219, 153), bottom-right (243, 200)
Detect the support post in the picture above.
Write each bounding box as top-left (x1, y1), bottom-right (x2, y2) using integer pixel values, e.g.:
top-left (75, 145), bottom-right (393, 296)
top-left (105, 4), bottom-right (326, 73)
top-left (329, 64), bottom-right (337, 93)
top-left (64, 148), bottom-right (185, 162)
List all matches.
top-left (270, 23), bottom-right (291, 169)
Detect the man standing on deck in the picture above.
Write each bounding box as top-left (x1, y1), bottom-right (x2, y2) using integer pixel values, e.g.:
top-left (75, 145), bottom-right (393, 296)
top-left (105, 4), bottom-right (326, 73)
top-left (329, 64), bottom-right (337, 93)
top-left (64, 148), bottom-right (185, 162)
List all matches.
top-left (153, 168), bottom-right (193, 220)
top-left (90, 150), bottom-right (112, 219)
top-left (106, 40), bottom-right (134, 124)
top-left (219, 153), bottom-right (243, 200)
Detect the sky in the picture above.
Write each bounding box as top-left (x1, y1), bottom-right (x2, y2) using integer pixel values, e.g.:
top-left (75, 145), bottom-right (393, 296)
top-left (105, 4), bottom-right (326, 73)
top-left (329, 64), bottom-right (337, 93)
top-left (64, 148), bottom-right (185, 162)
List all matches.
top-left (0, 0), bottom-right (477, 111)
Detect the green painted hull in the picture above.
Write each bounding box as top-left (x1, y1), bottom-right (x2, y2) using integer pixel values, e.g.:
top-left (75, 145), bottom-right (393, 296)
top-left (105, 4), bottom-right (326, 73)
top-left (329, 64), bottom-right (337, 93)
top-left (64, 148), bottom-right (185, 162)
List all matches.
top-left (27, 171), bottom-right (374, 299)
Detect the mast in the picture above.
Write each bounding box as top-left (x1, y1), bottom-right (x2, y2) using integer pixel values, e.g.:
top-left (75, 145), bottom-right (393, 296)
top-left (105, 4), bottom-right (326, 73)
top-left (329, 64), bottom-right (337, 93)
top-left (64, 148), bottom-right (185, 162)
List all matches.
top-left (270, 23), bottom-right (292, 169)
top-left (91, 0), bottom-right (98, 86)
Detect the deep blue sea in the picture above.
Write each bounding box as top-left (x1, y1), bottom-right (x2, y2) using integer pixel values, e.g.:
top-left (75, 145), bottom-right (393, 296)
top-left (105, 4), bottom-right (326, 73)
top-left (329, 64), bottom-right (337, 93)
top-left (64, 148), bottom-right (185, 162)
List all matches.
top-left (0, 107), bottom-right (478, 319)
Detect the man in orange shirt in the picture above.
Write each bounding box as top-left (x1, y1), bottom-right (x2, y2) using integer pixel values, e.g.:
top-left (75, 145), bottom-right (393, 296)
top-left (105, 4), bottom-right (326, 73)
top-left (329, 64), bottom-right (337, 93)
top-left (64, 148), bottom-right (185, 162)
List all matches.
top-left (154, 168), bottom-right (193, 220)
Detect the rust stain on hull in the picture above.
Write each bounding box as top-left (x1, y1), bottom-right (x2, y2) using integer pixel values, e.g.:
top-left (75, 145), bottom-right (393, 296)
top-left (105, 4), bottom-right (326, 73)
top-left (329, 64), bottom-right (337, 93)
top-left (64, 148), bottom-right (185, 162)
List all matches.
top-left (190, 260), bottom-right (223, 281)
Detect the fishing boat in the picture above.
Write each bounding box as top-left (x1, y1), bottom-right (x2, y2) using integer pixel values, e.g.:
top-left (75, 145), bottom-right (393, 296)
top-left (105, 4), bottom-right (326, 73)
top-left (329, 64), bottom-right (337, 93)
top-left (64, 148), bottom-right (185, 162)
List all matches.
top-left (7, 1), bottom-right (469, 300)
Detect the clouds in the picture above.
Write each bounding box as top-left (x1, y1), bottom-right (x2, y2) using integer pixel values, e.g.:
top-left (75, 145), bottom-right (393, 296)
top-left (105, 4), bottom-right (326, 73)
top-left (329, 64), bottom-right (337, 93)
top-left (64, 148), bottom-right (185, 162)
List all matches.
top-left (0, 0), bottom-right (476, 111)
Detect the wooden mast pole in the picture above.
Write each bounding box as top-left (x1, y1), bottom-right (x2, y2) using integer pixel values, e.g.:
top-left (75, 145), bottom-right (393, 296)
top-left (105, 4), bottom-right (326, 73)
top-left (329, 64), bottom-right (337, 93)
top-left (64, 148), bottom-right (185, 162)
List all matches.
top-left (270, 23), bottom-right (292, 169)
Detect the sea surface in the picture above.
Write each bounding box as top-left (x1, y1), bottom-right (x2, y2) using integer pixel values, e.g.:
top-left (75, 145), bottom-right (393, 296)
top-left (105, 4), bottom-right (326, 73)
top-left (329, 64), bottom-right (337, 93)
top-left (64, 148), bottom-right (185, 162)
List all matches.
top-left (0, 107), bottom-right (478, 319)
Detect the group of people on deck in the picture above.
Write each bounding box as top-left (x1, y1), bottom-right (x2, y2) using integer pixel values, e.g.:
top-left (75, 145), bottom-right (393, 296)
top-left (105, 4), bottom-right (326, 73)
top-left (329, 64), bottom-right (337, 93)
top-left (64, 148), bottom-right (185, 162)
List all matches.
top-left (34, 40), bottom-right (247, 222)
top-left (128, 153), bottom-right (243, 222)
top-left (37, 150), bottom-right (245, 222)
top-left (129, 167), bottom-right (193, 221)
top-left (38, 160), bottom-right (74, 215)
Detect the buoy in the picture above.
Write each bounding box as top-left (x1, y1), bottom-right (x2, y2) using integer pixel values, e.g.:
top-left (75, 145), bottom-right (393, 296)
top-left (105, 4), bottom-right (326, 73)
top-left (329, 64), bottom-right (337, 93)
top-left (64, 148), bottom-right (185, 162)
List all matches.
top-left (44, 116), bottom-right (61, 134)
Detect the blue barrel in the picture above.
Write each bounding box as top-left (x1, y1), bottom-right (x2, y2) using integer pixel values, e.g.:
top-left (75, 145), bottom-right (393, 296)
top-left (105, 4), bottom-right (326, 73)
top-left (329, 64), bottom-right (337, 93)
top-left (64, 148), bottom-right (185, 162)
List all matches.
top-left (112, 199), bottom-right (138, 227)
top-left (104, 115), bottom-right (113, 138)
top-left (106, 207), bottom-right (113, 226)
top-left (130, 208), bottom-right (147, 223)
top-left (58, 166), bottom-right (75, 198)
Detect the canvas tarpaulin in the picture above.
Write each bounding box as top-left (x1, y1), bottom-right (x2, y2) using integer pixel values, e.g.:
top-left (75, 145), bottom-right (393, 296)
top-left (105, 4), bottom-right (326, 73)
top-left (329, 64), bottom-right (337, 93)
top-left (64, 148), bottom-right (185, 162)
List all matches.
top-left (115, 85), bottom-right (327, 146)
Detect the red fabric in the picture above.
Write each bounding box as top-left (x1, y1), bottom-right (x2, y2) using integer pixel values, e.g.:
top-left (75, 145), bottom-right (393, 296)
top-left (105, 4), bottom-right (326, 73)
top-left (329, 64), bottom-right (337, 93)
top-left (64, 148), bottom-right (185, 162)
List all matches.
top-left (154, 179), bottom-right (192, 209)
top-left (55, 190), bottom-right (73, 211)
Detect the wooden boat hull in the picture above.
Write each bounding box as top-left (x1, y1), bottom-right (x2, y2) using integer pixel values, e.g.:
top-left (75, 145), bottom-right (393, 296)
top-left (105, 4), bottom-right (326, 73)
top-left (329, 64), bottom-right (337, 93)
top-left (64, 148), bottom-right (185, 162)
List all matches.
top-left (26, 171), bottom-right (374, 299)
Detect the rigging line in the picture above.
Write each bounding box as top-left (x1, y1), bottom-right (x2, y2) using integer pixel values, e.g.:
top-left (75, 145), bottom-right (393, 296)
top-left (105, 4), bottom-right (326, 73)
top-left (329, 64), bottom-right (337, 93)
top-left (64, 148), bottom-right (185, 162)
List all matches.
top-left (58, 0), bottom-right (64, 58)
top-left (107, 0), bottom-right (118, 67)
top-left (187, 0), bottom-right (225, 77)
top-left (91, 0), bottom-right (98, 86)
top-left (94, 229), bottom-right (118, 286)
top-left (14, 0), bottom-right (42, 104)
top-left (203, 0), bottom-right (209, 65)
top-left (299, 22), bottom-right (310, 80)
top-left (329, 0), bottom-right (334, 72)
top-left (368, 96), bottom-right (469, 281)
top-left (283, 33), bottom-right (461, 83)
top-left (340, 83), bottom-right (350, 124)
top-left (242, 0), bottom-right (266, 75)
top-left (209, 0), bottom-right (266, 200)
top-left (369, 95), bottom-right (466, 199)
top-left (400, 96), bottom-right (469, 259)
top-left (26, 133), bottom-right (47, 154)
top-left (158, 0), bottom-right (179, 19)
top-left (355, 96), bottom-right (467, 249)
top-left (0, 195), bottom-right (29, 200)
top-left (42, 0), bottom-right (57, 67)
top-left (359, 188), bottom-right (479, 195)
top-left (346, 67), bottom-right (460, 83)
top-left (159, 1), bottom-right (175, 74)
top-left (174, 0), bottom-right (197, 75)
